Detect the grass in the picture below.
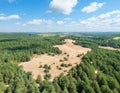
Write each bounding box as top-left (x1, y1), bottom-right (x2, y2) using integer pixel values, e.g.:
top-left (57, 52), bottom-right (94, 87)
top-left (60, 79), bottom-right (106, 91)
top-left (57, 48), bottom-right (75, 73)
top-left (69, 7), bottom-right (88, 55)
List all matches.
top-left (113, 37), bottom-right (120, 40)
top-left (38, 33), bottom-right (56, 37)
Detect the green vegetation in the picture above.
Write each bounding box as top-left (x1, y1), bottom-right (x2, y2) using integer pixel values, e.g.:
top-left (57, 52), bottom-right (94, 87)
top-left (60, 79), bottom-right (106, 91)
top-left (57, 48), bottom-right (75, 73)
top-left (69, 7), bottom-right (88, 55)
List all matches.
top-left (113, 37), bottom-right (120, 40)
top-left (0, 33), bottom-right (120, 93)
top-left (61, 63), bottom-right (72, 67)
top-left (0, 34), bottom-right (63, 63)
top-left (59, 59), bottom-right (64, 62)
top-left (67, 34), bottom-right (120, 48)
top-left (38, 33), bottom-right (56, 37)
top-left (43, 64), bottom-right (51, 73)
top-left (38, 48), bottom-right (120, 93)
top-left (0, 62), bottom-right (39, 93)
top-left (77, 53), bottom-right (83, 57)
top-left (63, 57), bottom-right (68, 61)
top-left (56, 66), bottom-right (62, 70)
top-left (44, 74), bottom-right (51, 80)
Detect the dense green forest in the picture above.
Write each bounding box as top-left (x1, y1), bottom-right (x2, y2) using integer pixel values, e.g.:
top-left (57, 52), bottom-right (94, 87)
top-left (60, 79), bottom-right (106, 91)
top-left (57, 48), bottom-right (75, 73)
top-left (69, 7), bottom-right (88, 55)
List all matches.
top-left (36, 48), bottom-right (120, 93)
top-left (0, 33), bottom-right (120, 93)
top-left (0, 34), bottom-right (64, 62)
top-left (67, 34), bottom-right (120, 48)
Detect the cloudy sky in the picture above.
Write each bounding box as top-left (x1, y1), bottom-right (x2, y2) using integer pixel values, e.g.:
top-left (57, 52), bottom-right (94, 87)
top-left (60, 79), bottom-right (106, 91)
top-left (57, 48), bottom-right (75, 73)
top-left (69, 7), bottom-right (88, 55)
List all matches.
top-left (0, 0), bottom-right (120, 32)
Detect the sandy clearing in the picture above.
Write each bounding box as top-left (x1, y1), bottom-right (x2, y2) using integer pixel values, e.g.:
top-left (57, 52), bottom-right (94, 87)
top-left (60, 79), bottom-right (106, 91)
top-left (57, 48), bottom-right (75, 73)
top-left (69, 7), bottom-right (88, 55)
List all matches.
top-left (99, 46), bottom-right (120, 51)
top-left (19, 39), bottom-right (91, 81)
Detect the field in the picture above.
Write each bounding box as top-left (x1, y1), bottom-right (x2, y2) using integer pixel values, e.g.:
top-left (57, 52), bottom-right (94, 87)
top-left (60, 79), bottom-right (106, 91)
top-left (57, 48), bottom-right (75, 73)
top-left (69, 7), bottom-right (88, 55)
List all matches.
top-left (38, 33), bottom-right (57, 37)
top-left (113, 37), bottom-right (120, 40)
top-left (20, 39), bottom-right (91, 80)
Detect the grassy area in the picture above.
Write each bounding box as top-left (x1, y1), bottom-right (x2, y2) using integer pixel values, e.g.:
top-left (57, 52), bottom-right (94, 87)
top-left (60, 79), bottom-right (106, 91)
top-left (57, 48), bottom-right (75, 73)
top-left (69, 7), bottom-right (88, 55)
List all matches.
top-left (38, 33), bottom-right (56, 37)
top-left (113, 36), bottom-right (120, 40)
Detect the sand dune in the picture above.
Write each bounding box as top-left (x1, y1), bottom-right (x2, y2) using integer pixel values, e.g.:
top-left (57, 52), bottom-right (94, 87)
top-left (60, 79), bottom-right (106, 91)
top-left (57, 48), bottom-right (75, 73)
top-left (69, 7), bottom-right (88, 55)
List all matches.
top-left (20, 39), bottom-right (91, 80)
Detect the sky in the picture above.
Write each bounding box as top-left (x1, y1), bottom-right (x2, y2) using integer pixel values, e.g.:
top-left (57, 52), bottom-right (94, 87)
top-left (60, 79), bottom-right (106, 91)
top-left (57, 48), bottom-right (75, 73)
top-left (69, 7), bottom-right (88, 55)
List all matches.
top-left (0, 0), bottom-right (120, 32)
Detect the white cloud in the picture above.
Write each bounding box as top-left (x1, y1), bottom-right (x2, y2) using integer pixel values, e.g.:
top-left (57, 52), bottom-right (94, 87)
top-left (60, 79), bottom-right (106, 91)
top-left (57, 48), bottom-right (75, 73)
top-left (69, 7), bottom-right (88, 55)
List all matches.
top-left (79, 10), bottom-right (120, 30)
top-left (57, 21), bottom-right (64, 25)
top-left (27, 19), bottom-right (53, 25)
top-left (20, 19), bottom-right (53, 26)
top-left (13, 10), bottom-right (120, 32)
top-left (27, 19), bottom-right (42, 25)
top-left (43, 19), bottom-right (53, 25)
top-left (81, 2), bottom-right (105, 13)
top-left (50, 0), bottom-right (78, 15)
top-left (16, 22), bottom-right (26, 26)
top-left (98, 10), bottom-right (120, 18)
top-left (0, 14), bottom-right (20, 20)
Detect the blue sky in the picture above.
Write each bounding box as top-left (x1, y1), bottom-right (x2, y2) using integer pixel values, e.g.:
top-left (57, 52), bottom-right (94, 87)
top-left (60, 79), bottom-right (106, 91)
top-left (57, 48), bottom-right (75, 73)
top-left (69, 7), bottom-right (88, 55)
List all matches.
top-left (0, 0), bottom-right (120, 32)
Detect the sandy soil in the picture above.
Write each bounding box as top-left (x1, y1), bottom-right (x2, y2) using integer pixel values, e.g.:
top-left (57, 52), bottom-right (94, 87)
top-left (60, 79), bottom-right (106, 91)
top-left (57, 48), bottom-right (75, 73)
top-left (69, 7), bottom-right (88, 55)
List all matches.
top-left (19, 39), bottom-right (91, 80)
top-left (99, 46), bottom-right (120, 51)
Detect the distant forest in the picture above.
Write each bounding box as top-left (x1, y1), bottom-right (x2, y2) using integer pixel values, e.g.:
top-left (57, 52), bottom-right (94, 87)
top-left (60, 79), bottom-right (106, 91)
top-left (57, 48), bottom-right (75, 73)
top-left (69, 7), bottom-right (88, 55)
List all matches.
top-left (0, 33), bottom-right (120, 93)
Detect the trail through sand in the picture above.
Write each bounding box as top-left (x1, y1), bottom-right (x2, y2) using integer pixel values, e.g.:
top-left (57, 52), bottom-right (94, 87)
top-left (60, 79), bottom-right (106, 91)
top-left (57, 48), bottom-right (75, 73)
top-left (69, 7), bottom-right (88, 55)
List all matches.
top-left (99, 46), bottom-right (120, 51)
top-left (20, 39), bottom-right (91, 80)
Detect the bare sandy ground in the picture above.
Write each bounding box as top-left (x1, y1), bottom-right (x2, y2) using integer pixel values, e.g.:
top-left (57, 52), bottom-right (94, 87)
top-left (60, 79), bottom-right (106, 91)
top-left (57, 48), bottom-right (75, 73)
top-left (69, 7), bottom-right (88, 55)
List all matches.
top-left (19, 39), bottom-right (91, 80)
top-left (99, 46), bottom-right (120, 51)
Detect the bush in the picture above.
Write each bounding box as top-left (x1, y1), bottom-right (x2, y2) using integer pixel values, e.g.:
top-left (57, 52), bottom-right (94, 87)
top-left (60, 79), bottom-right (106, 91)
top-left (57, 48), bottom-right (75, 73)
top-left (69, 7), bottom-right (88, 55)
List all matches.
top-left (63, 57), bottom-right (68, 61)
top-left (60, 63), bottom-right (71, 67)
top-left (77, 54), bottom-right (82, 57)
top-left (59, 59), bottom-right (64, 62)
top-left (39, 65), bottom-right (42, 68)
top-left (44, 74), bottom-right (51, 80)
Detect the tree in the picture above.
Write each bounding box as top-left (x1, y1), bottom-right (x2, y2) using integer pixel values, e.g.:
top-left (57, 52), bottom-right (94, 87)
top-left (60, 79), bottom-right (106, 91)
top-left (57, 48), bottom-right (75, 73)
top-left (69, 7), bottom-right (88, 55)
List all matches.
top-left (36, 75), bottom-right (42, 84)
top-left (101, 85), bottom-right (113, 93)
top-left (92, 81), bottom-right (101, 93)
top-left (42, 89), bottom-right (48, 93)
top-left (53, 81), bottom-right (61, 93)
top-left (63, 87), bottom-right (69, 93)
top-left (0, 82), bottom-right (5, 93)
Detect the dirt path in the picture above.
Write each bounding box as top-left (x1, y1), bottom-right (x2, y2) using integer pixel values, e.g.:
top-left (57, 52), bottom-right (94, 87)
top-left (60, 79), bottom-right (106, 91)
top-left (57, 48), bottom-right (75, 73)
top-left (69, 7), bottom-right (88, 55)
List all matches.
top-left (99, 46), bottom-right (120, 51)
top-left (19, 39), bottom-right (91, 81)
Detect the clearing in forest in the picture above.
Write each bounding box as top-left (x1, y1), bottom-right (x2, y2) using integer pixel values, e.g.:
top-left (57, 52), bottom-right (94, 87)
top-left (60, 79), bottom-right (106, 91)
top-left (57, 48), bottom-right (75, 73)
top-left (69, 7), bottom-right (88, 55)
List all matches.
top-left (20, 39), bottom-right (91, 80)
top-left (99, 46), bottom-right (120, 51)
top-left (113, 37), bottom-right (120, 40)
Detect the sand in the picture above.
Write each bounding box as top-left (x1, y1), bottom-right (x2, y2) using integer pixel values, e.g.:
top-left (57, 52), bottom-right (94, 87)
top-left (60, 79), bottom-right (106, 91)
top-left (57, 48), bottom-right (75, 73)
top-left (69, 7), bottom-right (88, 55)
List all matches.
top-left (19, 39), bottom-right (91, 80)
top-left (99, 46), bottom-right (120, 51)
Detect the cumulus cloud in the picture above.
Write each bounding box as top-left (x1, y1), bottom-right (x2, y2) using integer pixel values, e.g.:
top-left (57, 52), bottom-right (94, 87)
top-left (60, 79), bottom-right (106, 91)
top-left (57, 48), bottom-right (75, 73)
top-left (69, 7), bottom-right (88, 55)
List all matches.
top-left (0, 14), bottom-right (20, 20)
top-left (50, 0), bottom-right (78, 15)
top-left (57, 21), bottom-right (64, 25)
top-left (98, 10), bottom-right (120, 18)
top-left (27, 19), bottom-right (42, 25)
top-left (27, 19), bottom-right (53, 25)
top-left (81, 2), bottom-right (105, 13)
top-left (43, 19), bottom-right (53, 25)
top-left (16, 22), bottom-right (27, 26)
top-left (80, 10), bottom-right (120, 30)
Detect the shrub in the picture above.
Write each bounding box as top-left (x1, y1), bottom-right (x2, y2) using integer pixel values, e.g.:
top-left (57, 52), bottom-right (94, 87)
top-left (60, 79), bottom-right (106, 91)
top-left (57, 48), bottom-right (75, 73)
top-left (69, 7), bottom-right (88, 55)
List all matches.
top-left (59, 59), bottom-right (64, 62)
top-left (44, 74), bottom-right (51, 80)
top-left (63, 57), bottom-right (68, 61)
top-left (39, 65), bottom-right (42, 68)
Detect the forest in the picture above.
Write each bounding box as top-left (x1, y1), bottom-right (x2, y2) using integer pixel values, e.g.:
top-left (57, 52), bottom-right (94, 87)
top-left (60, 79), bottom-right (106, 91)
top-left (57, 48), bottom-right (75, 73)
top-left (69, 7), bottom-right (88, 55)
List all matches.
top-left (66, 34), bottom-right (120, 48)
top-left (0, 33), bottom-right (120, 93)
top-left (0, 34), bottom-right (64, 63)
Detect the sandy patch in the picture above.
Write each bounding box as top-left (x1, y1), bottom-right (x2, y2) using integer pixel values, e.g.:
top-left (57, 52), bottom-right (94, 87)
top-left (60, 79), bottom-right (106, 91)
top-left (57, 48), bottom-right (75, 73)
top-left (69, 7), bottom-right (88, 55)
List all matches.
top-left (99, 46), bottom-right (120, 51)
top-left (19, 39), bottom-right (91, 80)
